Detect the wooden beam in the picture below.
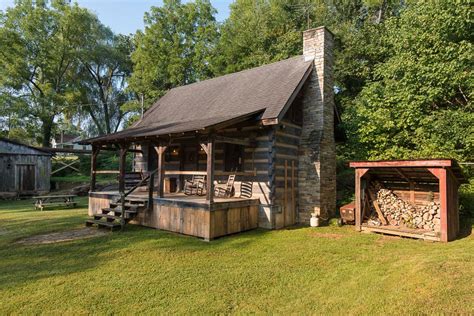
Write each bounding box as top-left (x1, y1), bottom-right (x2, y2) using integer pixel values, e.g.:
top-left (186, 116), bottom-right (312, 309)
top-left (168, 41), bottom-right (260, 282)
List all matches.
top-left (51, 160), bottom-right (80, 175)
top-left (206, 137), bottom-right (215, 203)
top-left (427, 167), bottom-right (449, 242)
top-left (291, 160), bottom-right (296, 224)
top-left (40, 147), bottom-right (92, 154)
top-left (214, 135), bottom-right (253, 147)
top-left (395, 168), bottom-right (410, 182)
top-left (261, 118), bottom-right (279, 125)
top-left (200, 143), bottom-right (209, 155)
top-left (355, 168), bottom-right (369, 231)
top-left (350, 160), bottom-right (453, 168)
top-left (93, 170), bottom-right (120, 174)
top-left (118, 145), bottom-right (128, 194)
top-left (90, 145), bottom-right (100, 192)
top-left (367, 188), bottom-right (388, 225)
top-left (154, 145), bottom-right (167, 198)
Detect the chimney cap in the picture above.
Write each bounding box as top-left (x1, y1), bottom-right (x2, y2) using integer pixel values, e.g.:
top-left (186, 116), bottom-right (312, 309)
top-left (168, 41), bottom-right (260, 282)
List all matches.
top-left (303, 26), bottom-right (334, 37)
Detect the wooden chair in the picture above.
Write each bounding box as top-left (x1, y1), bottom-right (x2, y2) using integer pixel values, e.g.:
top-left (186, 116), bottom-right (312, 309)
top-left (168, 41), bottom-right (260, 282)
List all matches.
top-left (184, 175), bottom-right (206, 196)
top-left (214, 175), bottom-right (236, 198)
top-left (239, 181), bottom-right (253, 198)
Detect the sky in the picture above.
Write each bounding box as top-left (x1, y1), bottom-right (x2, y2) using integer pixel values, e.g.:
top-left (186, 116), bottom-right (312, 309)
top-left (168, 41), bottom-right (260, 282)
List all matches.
top-left (0, 0), bottom-right (233, 35)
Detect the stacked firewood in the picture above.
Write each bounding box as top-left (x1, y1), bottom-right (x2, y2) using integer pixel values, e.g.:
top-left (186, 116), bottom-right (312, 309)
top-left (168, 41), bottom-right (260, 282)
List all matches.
top-left (366, 187), bottom-right (440, 232)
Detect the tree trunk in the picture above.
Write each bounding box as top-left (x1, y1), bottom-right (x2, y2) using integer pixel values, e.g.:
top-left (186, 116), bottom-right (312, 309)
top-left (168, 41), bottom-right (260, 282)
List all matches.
top-left (41, 117), bottom-right (54, 147)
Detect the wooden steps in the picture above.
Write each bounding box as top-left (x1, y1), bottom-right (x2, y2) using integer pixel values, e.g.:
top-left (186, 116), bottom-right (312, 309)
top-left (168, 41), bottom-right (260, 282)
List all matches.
top-left (85, 219), bottom-right (121, 230)
top-left (85, 197), bottom-right (147, 231)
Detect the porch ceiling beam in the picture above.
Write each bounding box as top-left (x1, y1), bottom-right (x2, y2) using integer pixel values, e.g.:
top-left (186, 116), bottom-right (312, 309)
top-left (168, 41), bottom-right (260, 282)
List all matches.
top-left (214, 135), bottom-right (254, 147)
top-left (99, 146), bottom-right (143, 153)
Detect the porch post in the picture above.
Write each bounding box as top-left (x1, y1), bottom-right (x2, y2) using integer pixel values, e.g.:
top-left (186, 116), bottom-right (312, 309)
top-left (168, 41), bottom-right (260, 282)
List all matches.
top-left (147, 143), bottom-right (154, 209)
top-left (154, 145), bottom-right (167, 198)
top-left (118, 144), bottom-right (128, 194)
top-left (90, 144), bottom-right (100, 192)
top-left (206, 137), bottom-right (215, 203)
top-left (118, 144), bottom-right (128, 228)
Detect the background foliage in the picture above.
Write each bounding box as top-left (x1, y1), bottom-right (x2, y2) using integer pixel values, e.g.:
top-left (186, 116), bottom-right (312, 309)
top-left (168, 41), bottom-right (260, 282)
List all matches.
top-left (0, 0), bottom-right (472, 208)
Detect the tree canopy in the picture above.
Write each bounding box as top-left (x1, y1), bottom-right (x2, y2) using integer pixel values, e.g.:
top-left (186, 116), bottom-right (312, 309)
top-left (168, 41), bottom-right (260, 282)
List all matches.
top-left (0, 0), bottom-right (471, 166)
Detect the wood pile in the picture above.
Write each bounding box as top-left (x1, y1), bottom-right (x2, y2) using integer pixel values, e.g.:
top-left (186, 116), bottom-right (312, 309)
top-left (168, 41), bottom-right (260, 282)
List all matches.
top-left (365, 186), bottom-right (440, 232)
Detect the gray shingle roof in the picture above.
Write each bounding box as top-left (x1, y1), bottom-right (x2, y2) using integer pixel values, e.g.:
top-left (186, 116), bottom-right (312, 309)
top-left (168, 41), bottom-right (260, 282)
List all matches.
top-left (82, 55), bottom-right (312, 144)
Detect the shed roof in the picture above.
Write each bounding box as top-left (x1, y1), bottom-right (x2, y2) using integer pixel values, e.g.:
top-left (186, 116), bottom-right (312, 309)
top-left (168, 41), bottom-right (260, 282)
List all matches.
top-left (349, 159), bottom-right (466, 183)
top-left (0, 137), bottom-right (51, 156)
top-left (81, 55), bottom-right (313, 144)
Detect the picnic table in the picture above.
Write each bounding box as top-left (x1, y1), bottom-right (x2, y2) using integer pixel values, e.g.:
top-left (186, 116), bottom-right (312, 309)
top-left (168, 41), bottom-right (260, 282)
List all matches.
top-left (34, 194), bottom-right (77, 211)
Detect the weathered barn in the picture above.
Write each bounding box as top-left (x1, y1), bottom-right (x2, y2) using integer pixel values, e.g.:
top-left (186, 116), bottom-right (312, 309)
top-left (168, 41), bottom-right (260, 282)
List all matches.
top-left (81, 27), bottom-right (337, 239)
top-left (0, 137), bottom-right (51, 198)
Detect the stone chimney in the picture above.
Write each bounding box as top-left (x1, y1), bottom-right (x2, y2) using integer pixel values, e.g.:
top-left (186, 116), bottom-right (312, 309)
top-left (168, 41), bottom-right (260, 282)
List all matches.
top-left (298, 26), bottom-right (336, 223)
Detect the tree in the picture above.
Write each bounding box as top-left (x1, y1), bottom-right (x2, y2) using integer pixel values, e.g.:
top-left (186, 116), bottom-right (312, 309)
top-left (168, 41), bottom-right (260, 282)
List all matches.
top-left (0, 0), bottom-right (96, 146)
top-left (342, 1), bottom-right (473, 161)
top-left (75, 17), bottom-right (134, 136)
top-left (128, 0), bottom-right (219, 109)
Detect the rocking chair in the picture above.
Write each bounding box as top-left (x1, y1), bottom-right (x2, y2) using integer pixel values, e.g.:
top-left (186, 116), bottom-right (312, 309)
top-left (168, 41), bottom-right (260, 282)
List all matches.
top-left (214, 174), bottom-right (236, 198)
top-left (184, 175), bottom-right (206, 196)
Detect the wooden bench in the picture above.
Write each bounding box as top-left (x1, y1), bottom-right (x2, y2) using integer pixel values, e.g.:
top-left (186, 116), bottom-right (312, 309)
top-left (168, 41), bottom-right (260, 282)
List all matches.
top-left (34, 195), bottom-right (77, 211)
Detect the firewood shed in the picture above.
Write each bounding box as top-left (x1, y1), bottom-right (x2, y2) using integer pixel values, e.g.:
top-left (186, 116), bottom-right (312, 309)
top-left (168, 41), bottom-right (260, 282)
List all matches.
top-left (349, 160), bottom-right (466, 242)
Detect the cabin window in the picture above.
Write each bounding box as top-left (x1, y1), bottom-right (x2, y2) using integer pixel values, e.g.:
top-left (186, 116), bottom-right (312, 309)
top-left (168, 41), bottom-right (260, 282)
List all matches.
top-left (224, 143), bottom-right (244, 172)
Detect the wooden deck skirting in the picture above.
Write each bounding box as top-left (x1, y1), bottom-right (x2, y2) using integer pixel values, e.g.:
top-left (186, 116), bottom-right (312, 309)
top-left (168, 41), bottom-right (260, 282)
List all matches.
top-left (89, 192), bottom-right (260, 240)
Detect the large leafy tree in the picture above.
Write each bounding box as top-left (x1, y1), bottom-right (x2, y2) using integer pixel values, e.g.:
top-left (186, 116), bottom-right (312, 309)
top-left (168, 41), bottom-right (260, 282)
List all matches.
top-left (129, 0), bottom-right (219, 107)
top-left (343, 1), bottom-right (473, 161)
top-left (75, 17), bottom-right (134, 136)
top-left (0, 0), bottom-right (96, 146)
top-left (212, 0), bottom-right (403, 75)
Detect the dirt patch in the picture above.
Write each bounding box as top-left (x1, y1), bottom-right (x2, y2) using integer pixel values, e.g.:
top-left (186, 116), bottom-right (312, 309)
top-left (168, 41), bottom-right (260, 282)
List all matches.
top-left (16, 227), bottom-right (108, 245)
top-left (308, 232), bottom-right (346, 240)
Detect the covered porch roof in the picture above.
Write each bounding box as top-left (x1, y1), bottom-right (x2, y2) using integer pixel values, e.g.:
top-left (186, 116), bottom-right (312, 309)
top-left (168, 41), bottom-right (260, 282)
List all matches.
top-left (79, 110), bottom-right (264, 145)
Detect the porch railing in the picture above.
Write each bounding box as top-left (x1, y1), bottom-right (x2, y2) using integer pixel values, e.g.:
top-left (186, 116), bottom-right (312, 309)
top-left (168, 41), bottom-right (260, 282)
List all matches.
top-left (119, 168), bottom-right (158, 229)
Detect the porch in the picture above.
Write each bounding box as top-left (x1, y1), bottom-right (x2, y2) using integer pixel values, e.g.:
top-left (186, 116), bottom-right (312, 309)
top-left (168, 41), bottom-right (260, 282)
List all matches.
top-left (83, 112), bottom-right (270, 238)
top-left (88, 191), bottom-right (260, 240)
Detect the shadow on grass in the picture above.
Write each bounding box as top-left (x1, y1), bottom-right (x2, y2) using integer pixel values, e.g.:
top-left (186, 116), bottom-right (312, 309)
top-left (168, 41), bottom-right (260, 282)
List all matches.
top-left (457, 216), bottom-right (473, 240)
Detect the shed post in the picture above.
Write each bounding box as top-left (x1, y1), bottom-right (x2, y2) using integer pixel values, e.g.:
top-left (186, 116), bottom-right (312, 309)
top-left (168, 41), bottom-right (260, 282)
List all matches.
top-left (355, 168), bottom-right (369, 231)
top-left (206, 137), bottom-right (215, 203)
top-left (154, 145), bottom-right (167, 198)
top-left (428, 168), bottom-right (449, 242)
top-left (90, 145), bottom-right (100, 192)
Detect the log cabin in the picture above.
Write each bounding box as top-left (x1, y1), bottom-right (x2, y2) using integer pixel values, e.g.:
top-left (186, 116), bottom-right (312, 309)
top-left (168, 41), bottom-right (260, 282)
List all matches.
top-left (80, 27), bottom-right (338, 240)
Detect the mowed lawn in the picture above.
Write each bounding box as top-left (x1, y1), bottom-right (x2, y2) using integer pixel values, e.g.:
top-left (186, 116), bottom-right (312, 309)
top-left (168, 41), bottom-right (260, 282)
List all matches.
top-left (0, 199), bottom-right (473, 314)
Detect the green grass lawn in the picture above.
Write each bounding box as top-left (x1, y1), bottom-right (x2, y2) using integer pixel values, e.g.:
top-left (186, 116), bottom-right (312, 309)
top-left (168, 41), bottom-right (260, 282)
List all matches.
top-left (0, 199), bottom-right (473, 314)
